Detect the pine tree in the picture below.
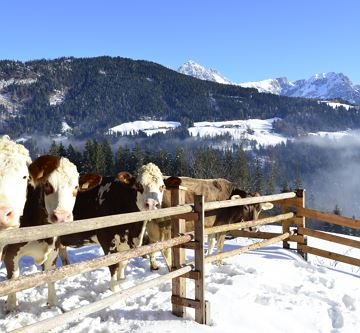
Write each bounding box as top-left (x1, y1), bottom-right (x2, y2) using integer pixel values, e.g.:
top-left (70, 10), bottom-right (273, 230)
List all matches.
top-left (100, 139), bottom-right (115, 175)
top-left (48, 141), bottom-right (60, 156)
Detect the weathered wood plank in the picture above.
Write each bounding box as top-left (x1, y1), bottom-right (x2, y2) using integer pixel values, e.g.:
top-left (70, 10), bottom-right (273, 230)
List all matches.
top-left (0, 205), bottom-right (194, 246)
top-left (0, 234), bottom-right (192, 297)
top-left (194, 195), bottom-right (206, 324)
top-left (298, 227), bottom-right (360, 249)
top-left (10, 266), bottom-right (192, 333)
top-left (297, 207), bottom-right (360, 230)
top-left (299, 245), bottom-right (360, 266)
top-left (206, 232), bottom-right (292, 264)
top-left (203, 192), bottom-right (296, 212)
top-left (205, 212), bottom-right (294, 235)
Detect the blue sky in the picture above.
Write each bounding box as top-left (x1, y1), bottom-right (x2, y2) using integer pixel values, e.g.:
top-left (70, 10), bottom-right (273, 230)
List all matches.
top-left (1, 0), bottom-right (360, 83)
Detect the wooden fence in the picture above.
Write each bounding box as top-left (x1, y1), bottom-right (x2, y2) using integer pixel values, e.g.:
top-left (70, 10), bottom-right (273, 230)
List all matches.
top-left (0, 187), bottom-right (359, 332)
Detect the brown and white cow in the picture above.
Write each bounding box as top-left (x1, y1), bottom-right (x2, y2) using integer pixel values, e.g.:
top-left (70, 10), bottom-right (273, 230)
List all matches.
top-left (0, 136), bottom-right (31, 233)
top-left (58, 162), bottom-right (166, 292)
top-left (3, 155), bottom-right (80, 312)
top-left (146, 176), bottom-right (273, 270)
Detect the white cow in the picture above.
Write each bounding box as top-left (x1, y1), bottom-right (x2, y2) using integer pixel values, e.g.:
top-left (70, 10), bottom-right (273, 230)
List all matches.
top-left (3, 155), bottom-right (80, 312)
top-left (0, 135), bottom-right (31, 232)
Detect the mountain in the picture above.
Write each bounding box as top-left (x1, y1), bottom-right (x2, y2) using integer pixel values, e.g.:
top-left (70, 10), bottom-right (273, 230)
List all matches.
top-left (178, 60), bottom-right (234, 85)
top-left (0, 56), bottom-right (359, 139)
top-left (241, 72), bottom-right (360, 105)
top-left (177, 61), bottom-right (360, 106)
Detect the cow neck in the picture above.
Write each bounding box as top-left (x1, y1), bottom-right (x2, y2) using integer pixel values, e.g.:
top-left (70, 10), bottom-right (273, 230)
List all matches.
top-left (20, 184), bottom-right (48, 227)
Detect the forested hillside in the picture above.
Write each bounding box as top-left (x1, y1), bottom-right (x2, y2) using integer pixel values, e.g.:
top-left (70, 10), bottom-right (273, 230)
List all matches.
top-left (1, 56), bottom-right (359, 138)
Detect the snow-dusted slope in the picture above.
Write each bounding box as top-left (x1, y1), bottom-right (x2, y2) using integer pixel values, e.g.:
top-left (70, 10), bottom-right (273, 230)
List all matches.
top-left (0, 226), bottom-right (358, 332)
top-left (188, 118), bottom-right (287, 147)
top-left (178, 60), bottom-right (234, 85)
top-left (108, 120), bottom-right (181, 136)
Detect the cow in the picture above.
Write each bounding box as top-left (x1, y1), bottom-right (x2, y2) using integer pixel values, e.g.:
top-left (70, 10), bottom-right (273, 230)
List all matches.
top-left (0, 135), bottom-right (32, 233)
top-left (146, 176), bottom-right (273, 270)
top-left (57, 162), bottom-right (166, 292)
top-left (3, 155), bottom-right (80, 312)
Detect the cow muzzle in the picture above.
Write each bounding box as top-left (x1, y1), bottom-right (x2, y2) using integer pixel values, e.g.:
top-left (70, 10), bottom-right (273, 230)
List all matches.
top-left (0, 205), bottom-right (16, 228)
top-left (144, 198), bottom-right (161, 210)
top-left (49, 210), bottom-right (73, 223)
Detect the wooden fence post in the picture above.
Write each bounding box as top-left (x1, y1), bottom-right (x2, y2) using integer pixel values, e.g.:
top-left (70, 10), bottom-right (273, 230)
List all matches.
top-left (171, 185), bottom-right (187, 318)
top-left (294, 189), bottom-right (307, 261)
top-left (281, 195), bottom-right (291, 250)
top-left (194, 195), bottom-right (208, 324)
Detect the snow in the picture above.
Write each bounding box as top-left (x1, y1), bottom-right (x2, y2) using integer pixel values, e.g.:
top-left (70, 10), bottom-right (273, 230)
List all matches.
top-left (0, 225), bottom-right (358, 332)
top-left (188, 118), bottom-right (287, 147)
top-left (108, 121), bottom-right (181, 136)
top-left (61, 122), bottom-right (72, 133)
top-left (308, 131), bottom-right (350, 139)
top-left (319, 100), bottom-right (354, 110)
top-left (49, 90), bottom-right (66, 106)
top-left (178, 60), bottom-right (233, 85)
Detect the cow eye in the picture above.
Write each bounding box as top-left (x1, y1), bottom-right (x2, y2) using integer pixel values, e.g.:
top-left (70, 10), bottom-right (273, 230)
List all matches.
top-left (43, 181), bottom-right (54, 195)
top-left (72, 186), bottom-right (79, 197)
top-left (136, 183), bottom-right (144, 194)
top-left (23, 175), bottom-right (27, 180)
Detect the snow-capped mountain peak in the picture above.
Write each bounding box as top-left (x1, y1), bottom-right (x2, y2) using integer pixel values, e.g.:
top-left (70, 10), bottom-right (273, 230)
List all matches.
top-left (178, 59), bottom-right (360, 105)
top-left (178, 60), bottom-right (234, 85)
top-left (240, 72), bottom-right (360, 105)
top-left (239, 77), bottom-right (293, 95)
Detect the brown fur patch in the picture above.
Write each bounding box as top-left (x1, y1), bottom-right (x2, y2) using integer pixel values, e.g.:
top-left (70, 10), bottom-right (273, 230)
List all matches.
top-left (164, 176), bottom-right (182, 188)
top-left (79, 173), bottom-right (102, 192)
top-left (117, 171), bottom-right (136, 187)
top-left (28, 155), bottom-right (60, 185)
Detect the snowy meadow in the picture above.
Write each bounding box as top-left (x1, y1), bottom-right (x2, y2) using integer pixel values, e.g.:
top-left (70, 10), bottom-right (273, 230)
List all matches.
top-left (0, 225), bottom-right (359, 333)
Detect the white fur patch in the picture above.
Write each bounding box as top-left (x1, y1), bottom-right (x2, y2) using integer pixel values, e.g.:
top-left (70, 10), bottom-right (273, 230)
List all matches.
top-left (97, 182), bottom-right (112, 206)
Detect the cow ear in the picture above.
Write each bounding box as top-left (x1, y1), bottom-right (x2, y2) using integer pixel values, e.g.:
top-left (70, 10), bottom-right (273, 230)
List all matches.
top-left (117, 171), bottom-right (136, 187)
top-left (28, 155), bottom-right (60, 185)
top-left (164, 176), bottom-right (182, 188)
top-left (79, 173), bottom-right (102, 192)
top-left (261, 202), bottom-right (274, 211)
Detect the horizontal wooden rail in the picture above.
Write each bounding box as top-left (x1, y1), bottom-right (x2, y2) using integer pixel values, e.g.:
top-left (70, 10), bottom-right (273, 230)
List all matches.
top-left (297, 207), bottom-right (360, 230)
top-left (10, 265), bottom-right (192, 333)
top-left (0, 205), bottom-right (194, 246)
top-left (0, 234), bottom-right (192, 297)
top-left (298, 227), bottom-right (360, 249)
top-left (205, 232), bottom-right (292, 264)
top-left (205, 212), bottom-right (294, 235)
top-left (299, 245), bottom-right (360, 267)
top-left (172, 295), bottom-right (201, 309)
top-left (228, 230), bottom-right (304, 243)
top-left (203, 192), bottom-right (296, 212)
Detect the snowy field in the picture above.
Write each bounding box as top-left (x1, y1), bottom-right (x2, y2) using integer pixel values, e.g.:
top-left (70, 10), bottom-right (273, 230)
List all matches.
top-left (0, 226), bottom-right (359, 333)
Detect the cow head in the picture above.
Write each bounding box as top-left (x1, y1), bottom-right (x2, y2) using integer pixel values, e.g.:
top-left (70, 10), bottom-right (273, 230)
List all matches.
top-left (0, 136), bottom-right (32, 230)
top-left (29, 155), bottom-right (80, 223)
top-left (230, 190), bottom-right (274, 229)
top-left (118, 163), bottom-right (165, 211)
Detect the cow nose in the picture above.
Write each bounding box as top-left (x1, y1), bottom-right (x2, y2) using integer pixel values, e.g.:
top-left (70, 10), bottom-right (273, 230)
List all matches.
top-left (0, 207), bottom-right (14, 226)
top-left (50, 211), bottom-right (73, 223)
top-left (144, 199), bottom-right (160, 210)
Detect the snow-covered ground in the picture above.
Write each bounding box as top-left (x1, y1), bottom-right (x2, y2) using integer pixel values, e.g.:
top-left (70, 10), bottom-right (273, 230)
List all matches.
top-left (188, 118), bottom-right (287, 147)
top-left (0, 225), bottom-right (358, 332)
top-left (108, 121), bottom-right (181, 136)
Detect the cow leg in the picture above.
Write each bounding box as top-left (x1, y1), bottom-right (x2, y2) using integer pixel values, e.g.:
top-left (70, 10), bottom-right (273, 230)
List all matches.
top-left (43, 247), bottom-right (59, 307)
top-left (58, 243), bottom-right (70, 266)
top-left (149, 252), bottom-right (159, 270)
top-left (215, 232), bottom-right (226, 265)
top-left (4, 246), bottom-right (20, 312)
top-left (207, 234), bottom-right (216, 256)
